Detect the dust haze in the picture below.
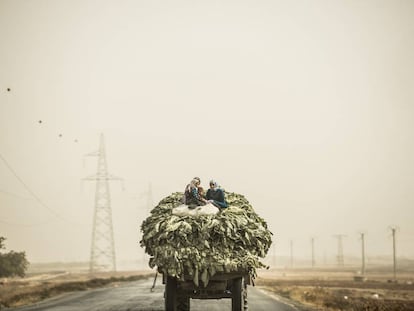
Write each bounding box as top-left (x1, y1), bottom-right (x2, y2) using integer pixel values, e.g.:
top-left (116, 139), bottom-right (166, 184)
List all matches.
top-left (1, 0), bottom-right (413, 267)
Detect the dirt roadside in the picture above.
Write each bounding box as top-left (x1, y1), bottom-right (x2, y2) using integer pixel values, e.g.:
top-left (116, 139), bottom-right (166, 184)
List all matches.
top-left (256, 269), bottom-right (414, 311)
top-left (0, 270), bottom-right (154, 308)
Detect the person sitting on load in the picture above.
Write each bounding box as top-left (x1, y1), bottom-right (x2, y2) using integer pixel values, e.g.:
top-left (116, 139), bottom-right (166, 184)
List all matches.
top-left (184, 177), bottom-right (207, 208)
top-left (206, 180), bottom-right (228, 208)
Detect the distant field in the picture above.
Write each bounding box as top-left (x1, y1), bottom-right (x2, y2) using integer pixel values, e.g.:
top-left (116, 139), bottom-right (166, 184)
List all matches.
top-left (256, 267), bottom-right (414, 310)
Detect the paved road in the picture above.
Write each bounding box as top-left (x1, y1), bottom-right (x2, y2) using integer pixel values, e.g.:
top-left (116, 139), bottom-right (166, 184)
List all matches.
top-left (9, 277), bottom-right (305, 311)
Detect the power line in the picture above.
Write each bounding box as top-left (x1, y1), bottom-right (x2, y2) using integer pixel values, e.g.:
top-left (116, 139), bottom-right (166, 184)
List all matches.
top-left (0, 188), bottom-right (33, 200)
top-left (0, 151), bottom-right (87, 227)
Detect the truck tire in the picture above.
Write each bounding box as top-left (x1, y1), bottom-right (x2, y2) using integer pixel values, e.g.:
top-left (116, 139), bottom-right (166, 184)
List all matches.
top-left (177, 296), bottom-right (190, 311)
top-left (165, 276), bottom-right (177, 311)
top-left (243, 281), bottom-right (248, 311)
top-left (231, 277), bottom-right (245, 311)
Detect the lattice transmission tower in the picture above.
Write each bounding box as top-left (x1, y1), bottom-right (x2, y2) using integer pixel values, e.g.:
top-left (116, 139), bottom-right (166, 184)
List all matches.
top-left (83, 134), bottom-right (123, 273)
top-left (333, 234), bottom-right (347, 267)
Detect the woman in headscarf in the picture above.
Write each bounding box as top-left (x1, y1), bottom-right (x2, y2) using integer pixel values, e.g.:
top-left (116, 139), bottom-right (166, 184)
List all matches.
top-left (206, 180), bottom-right (228, 208)
top-left (184, 177), bottom-right (206, 208)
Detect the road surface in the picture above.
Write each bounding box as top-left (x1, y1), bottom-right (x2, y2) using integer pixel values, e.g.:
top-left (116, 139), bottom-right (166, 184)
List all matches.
top-left (10, 277), bottom-right (306, 311)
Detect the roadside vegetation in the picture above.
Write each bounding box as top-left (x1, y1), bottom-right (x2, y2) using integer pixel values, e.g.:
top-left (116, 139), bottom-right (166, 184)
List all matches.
top-left (0, 237), bottom-right (29, 278)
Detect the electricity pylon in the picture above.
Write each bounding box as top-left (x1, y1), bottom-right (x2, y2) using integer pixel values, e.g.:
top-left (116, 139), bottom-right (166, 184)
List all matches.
top-left (83, 133), bottom-right (123, 273)
top-left (333, 234), bottom-right (347, 267)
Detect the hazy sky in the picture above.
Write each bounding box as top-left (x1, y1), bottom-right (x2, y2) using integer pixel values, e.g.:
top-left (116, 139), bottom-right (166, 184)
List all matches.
top-left (1, 0), bottom-right (414, 266)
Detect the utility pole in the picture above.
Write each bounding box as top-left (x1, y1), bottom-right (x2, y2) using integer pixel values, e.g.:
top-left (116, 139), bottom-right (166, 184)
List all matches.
top-left (359, 232), bottom-right (366, 275)
top-left (311, 237), bottom-right (315, 268)
top-left (83, 134), bottom-right (124, 273)
top-left (389, 226), bottom-right (398, 280)
top-left (333, 234), bottom-right (347, 267)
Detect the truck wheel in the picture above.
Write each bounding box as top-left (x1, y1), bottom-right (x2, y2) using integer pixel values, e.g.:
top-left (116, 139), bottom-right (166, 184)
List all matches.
top-left (177, 296), bottom-right (190, 311)
top-left (231, 277), bottom-right (245, 311)
top-left (165, 276), bottom-right (177, 311)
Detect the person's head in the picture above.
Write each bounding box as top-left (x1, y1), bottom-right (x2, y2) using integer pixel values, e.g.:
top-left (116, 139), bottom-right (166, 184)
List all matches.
top-left (191, 177), bottom-right (201, 187)
top-left (209, 180), bottom-right (218, 189)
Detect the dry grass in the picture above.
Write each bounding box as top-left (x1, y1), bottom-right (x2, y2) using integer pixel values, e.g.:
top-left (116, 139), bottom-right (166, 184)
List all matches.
top-left (256, 268), bottom-right (414, 311)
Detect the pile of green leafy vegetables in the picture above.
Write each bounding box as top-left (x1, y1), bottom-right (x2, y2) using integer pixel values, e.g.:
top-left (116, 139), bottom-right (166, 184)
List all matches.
top-left (140, 191), bottom-right (273, 287)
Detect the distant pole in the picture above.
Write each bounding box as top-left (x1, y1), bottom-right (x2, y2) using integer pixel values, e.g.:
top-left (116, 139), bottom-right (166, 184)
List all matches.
top-left (333, 235), bottom-right (346, 267)
top-left (360, 232), bottom-right (366, 275)
top-left (290, 240), bottom-right (293, 268)
top-left (389, 227), bottom-right (398, 280)
top-left (311, 237), bottom-right (315, 268)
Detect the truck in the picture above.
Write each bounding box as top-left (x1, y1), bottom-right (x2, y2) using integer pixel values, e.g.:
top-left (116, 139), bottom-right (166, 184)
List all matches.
top-left (141, 191), bottom-right (272, 311)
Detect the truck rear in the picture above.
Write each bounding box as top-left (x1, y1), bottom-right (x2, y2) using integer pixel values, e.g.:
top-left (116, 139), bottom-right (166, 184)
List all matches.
top-left (163, 271), bottom-right (249, 311)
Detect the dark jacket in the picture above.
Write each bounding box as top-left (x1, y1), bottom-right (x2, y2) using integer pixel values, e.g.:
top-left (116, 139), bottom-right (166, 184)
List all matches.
top-left (206, 188), bottom-right (228, 208)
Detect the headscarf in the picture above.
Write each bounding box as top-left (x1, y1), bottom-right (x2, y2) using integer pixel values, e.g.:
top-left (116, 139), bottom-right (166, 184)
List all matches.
top-left (186, 177), bottom-right (201, 192)
top-left (209, 180), bottom-right (218, 189)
